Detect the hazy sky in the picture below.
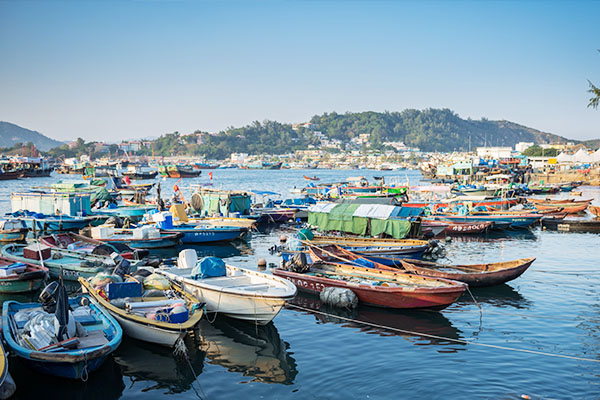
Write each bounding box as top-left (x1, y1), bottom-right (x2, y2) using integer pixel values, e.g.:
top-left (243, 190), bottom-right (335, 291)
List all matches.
top-left (1, 0), bottom-right (599, 142)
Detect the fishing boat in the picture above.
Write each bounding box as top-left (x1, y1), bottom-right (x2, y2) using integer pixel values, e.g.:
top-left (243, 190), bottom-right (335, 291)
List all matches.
top-left (257, 208), bottom-right (297, 223)
top-left (424, 218), bottom-right (493, 234)
top-left (2, 294), bottom-right (122, 379)
top-left (157, 253), bottom-right (297, 324)
top-left (589, 205), bottom-right (600, 217)
top-left (158, 165), bottom-right (201, 178)
top-left (92, 228), bottom-right (183, 249)
top-left (303, 176), bottom-right (319, 181)
top-left (79, 278), bottom-right (204, 346)
top-left (121, 170), bottom-right (158, 180)
top-left (420, 220), bottom-right (449, 236)
top-left (0, 170), bottom-right (23, 180)
top-left (0, 219), bottom-right (28, 242)
top-left (186, 216), bottom-right (256, 230)
top-left (6, 211), bottom-right (100, 232)
top-left (541, 217), bottom-right (600, 233)
top-left (0, 257), bottom-right (47, 293)
top-left (309, 245), bottom-right (534, 288)
top-left (273, 258), bottom-right (466, 309)
top-left (1, 244), bottom-right (137, 281)
top-left (94, 205), bottom-right (158, 219)
top-left (40, 232), bottom-right (147, 260)
top-left (161, 225), bottom-right (245, 244)
top-left (431, 213), bottom-right (539, 229)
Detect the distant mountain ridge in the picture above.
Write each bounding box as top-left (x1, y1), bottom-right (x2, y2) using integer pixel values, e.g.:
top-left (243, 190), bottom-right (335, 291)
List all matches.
top-left (0, 121), bottom-right (63, 151)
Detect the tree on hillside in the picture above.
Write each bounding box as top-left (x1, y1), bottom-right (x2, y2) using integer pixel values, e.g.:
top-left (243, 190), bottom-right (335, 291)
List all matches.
top-left (588, 49), bottom-right (599, 109)
top-left (522, 145), bottom-right (558, 157)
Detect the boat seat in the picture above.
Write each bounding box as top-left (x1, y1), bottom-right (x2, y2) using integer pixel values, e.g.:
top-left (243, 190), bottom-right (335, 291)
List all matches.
top-left (228, 283), bottom-right (271, 291)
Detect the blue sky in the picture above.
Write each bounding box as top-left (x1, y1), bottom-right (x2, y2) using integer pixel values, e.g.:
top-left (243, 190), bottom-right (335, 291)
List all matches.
top-left (1, 0), bottom-right (599, 142)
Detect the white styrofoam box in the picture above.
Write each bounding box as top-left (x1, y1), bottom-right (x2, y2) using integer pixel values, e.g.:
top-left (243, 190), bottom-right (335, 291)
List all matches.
top-left (152, 212), bottom-right (166, 222)
top-left (178, 249), bottom-right (197, 269)
top-left (91, 226), bottom-right (115, 239)
top-left (147, 228), bottom-right (160, 239)
top-left (132, 227), bottom-right (146, 239)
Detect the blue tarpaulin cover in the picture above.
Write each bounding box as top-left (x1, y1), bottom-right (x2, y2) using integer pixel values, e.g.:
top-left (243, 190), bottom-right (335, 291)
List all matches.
top-left (191, 257), bottom-right (226, 279)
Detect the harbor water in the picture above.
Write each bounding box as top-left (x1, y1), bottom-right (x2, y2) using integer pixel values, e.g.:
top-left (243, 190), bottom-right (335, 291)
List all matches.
top-left (1, 169), bottom-right (600, 399)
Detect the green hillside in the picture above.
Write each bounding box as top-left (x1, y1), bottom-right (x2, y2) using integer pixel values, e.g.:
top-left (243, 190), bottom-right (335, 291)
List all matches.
top-left (0, 121), bottom-right (63, 151)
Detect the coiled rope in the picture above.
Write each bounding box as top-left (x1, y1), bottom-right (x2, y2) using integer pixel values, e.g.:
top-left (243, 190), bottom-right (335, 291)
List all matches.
top-left (286, 303), bottom-right (600, 363)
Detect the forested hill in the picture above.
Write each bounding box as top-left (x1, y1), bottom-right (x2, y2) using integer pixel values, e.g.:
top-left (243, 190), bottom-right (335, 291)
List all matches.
top-left (0, 121), bottom-right (63, 151)
top-left (167, 108), bottom-right (573, 158)
top-left (308, 109), bottom-right (569, 152)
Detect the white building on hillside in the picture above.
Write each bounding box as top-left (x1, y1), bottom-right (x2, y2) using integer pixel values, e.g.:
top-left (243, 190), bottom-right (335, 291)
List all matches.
top-left (476, 146), bottom-right (513, 159)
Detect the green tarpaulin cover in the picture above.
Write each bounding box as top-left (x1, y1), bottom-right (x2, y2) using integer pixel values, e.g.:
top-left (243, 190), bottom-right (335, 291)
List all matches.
top-left (308, 203), bottom-right (411, 238)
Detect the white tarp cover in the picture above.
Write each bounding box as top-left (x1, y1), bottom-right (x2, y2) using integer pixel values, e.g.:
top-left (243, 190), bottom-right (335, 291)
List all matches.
top-left (308, 202), bottom-right (337, 213)
top-left (556, 152), bottom-right (573, 163)
top-left (572, 148), bottom-right (593, 163)
top-left (591, 148), bottom-right (600, 163)
top-left (352, 204), bottom-right (397, 219)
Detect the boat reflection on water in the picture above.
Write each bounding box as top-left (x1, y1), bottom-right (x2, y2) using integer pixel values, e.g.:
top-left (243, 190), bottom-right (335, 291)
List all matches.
top-left (10, 353), bottom-right (124, 399)
top-left (113, 337), bottom-right (205, 394)
top-left (458, 284), bottom-right (532, 309)
top-left (288, 293), bottom-right (465, 350)
top-left (148, 240), bottom-right (251, 259)
top-left (196, 317), bottom-right (298, 385)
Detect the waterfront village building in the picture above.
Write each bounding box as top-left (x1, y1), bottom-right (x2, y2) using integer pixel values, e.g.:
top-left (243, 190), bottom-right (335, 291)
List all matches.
top-left (476, 146), bottom-right (513, 159)
top-left (515, 142), bottom-right (534, 153)
top-left (230, 153), bottom-right (248, 164)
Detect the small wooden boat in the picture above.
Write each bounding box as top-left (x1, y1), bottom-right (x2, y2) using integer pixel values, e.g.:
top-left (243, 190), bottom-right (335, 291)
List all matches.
top-left (0, 219), bottom-right (28, 242)
top-left (531, 202), bottom-right (590, 214)
top-left (527, 198), bottom-right (587, 204)
top-left (303, 175), bottom-right (319, 181)
top-left (2, 294), bottom-right (122, 379)
top-left (1, 244), bottom-right (140, 281)
top-left (308, 245), bottom-right (535, 288)
top-left (94, 229), bottom-right (183, 249)
top-left (307, 235), bottom-right (431, 260)
top-left (273, 260), bottom-right (466, 309)
top-left (162, 225), bottom-right (244, 244)
top-left (588, 205), bottom-right (600, 217)
top-left (0, 257), bottom-right (47, 293)
top-left (157, 256), bottom-right (297, 325)
top-left (542, 218), bottom-right (600, 233)
top-left (0, 339), bottom-right (16, 399)
top-left (40, 232), bottom-right (146, 260)
top-left (79, 278), bottom-right (204, 347)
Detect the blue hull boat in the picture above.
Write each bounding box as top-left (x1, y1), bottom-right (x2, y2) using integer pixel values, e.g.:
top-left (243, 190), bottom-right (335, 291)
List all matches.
top-left (94, 205), bottom-right (157, 219)
top-left (2, 295), bottom-right (122, 380)
top-left (162, 225), bottom-right (244, 243)
top-left (6, 211), bottom-right (101, 232)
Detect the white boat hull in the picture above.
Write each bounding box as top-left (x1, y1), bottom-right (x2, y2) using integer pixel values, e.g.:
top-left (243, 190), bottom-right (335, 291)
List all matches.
top-left (111, 311), bottom-right (184, 347)
top-left (181, 282), bottom-right (285, 325)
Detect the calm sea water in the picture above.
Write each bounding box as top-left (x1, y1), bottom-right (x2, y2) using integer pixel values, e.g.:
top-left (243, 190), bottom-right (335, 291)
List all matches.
top-left (2, 170), bottom-right (600, 399)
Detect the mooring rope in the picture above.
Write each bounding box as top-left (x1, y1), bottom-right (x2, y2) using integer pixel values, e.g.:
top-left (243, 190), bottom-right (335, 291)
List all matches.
top-left (286, 303), bottom-right (600, 363)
